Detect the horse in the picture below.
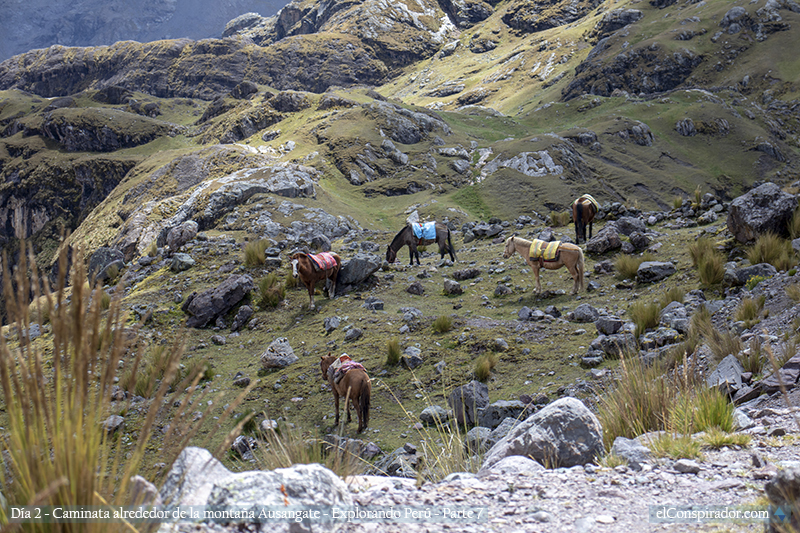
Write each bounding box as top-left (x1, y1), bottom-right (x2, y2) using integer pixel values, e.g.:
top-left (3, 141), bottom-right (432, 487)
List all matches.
top-left (290, 252), bottom-right (341, 309)
top-left (572, 194), bottom-right (599, 244)
top-left (502, 236), bottom-right (585, 295)
top-left (386, 221), bottom-right (457, 266)
top-left (320, 354), bottom-right (371, 433)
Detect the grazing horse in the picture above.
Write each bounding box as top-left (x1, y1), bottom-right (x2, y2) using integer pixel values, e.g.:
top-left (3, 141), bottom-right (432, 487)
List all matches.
top-left (503, 236), bottom-right (585, 295)
top-left (572, 194), bottom-right (599, 244)
top-left (320, 354), bottom-right (371, 433)
top-left (290, 252), bottom-right (341, 309)
top-left (386, 221), bottom-right (457, 266)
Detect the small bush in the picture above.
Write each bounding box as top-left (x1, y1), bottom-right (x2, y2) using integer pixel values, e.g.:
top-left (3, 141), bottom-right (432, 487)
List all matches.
top-left (747, 233), bottom-right (796, 271)
top-left (672, 196), bottom-right (684, 210)
top-left (257, 273), bottom-right (285, 309)
top-left (692, 387), bottom-right (734, 433)
top-left (432, 315), bottom-right (453, 333)
top-left (647, 433), bottom-right (702, 460)
top-left (745, 275), bottom-right (767, 291)
top-left (598, 453), bottom-right (627, 469)
top-left (148, 240), bottom-right (158, 257)
top-left (474, 353), bottom-right (498, 382)
top-left (738, 336), bottom-right (763, 376)
top-left (386, 337), bottom-right (401, 366)
top-left (692, 185), bottom-right (703, 210)
top-left (244, 239), bottom-right (270, 267)
top-left (735, 295), bottom-right (766, 329)
top-left (660, 287), bottom-right (685, 308)
top-left (628, 301), bottom-right (661, 338)
top-left (285, 271), bottom-right (299, 289)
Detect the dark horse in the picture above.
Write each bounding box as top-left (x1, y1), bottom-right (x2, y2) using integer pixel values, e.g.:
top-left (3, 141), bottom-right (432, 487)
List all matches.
top-left (572, 194), bottom-right (599, 244)
top-left (291, 252), bottom-right (341, 309)
top-left (386, 222), bottom-right (457, 266)
top-left (320, 354), bottom-right (371, 433)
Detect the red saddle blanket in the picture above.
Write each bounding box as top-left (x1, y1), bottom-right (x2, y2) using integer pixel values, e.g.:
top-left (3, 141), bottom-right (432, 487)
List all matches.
top-left (327, 359), bottom-right (366, 383)
top-left (308, 252), bottom-right (337, 271)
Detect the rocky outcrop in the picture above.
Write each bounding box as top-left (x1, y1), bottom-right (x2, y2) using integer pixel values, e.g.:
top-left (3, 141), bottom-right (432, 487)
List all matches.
top-left (503, 0), bottom-right (602, 34)
top-left (589, 9), bottom-right (644, 41)
top-left (0, 36), bottom-right (388, 99)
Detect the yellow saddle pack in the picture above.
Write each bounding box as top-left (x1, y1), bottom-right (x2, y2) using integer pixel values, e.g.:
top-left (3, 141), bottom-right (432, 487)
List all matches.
top-left (530, 239), bottom-right (561, 262)
top-left (573, 194), bottom-right (600, 211)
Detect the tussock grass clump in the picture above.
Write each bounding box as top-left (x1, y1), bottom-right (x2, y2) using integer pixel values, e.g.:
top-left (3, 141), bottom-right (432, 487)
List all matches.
top-left (257, 422), bottom-right (362, 477)
top-left (697, 250), bottom-right (725, 287)
top-left (700, 427), bottom-right (751, 449)
top-left (244, 239), bottom-right (270, 267)
top-left (598, 355), bottom-right (677, 449)
top-left (148, 240), bottom-right (158, 257)
top-left (692, 185), bottom-right (703, 210)
top-left (549, 211), bottom-right (572, 227)
top-left (628, 301), bottom-right (661, 338)
top-left (739, 336), bottom-right (764, 376)
top-left (474, 353), bottom-right (498, 382)
top-left (747, 233), bottom-right (796, 271)
top-left (735, 295), bottom-right (766, 329)
top-left (0, 246), bottom-right (244, 525)
top-left (386, 337), bottom-right (401, 366)
top-left (688, 237), bottom-right (717, 268)
top-left (672, 196), bottom-right (684, 210)
top-left (647, 433), bottom-right (702, 460)
top-left (660, 287), bottom-right (685, 308)
top-left (615, 252), bottom-right (653, 281)
top-left (706, 327), bottom-right (743, 364)
top-left (432, 315), bottom-right (453, 333)
top-left (257, 272), bottom-right (285, 309)
top-left (786, 283), bottom-right (800, 302)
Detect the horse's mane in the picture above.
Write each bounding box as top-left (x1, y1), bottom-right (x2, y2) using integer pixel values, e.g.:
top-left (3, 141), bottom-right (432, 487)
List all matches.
top-left (389, 225), bottom-right (411, 249)
top-left (509, 236), bottom-right (532, 247)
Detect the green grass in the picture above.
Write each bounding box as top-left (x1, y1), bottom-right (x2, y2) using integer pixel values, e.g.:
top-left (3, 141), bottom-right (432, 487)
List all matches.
top-left (244, 239), bottom-right (270, 267)
top-left (660, 287), bottom-right (685, 308)
top-left (628, 300), bottom-right (661, 338)
top-left (474, 353), bottom-right (498, 382)
top-left (615, 253), bottom-right (652, 281)
top-left (647, 433), bottom-right (702, 460)
top-left (386, 337), bottom-right (401, 366)
top-left (432, 315), bottom-right (453, 333)
top-left (747, 233), bottom-right (796, 271)
top-left (257, 273), bottom-right (285, 309)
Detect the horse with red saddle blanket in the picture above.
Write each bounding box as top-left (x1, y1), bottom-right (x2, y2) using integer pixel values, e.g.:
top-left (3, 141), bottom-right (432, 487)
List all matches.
top-left (320, 353), bottom-right (371, 433)
top-left (290, 251), bottom-right (341, 309)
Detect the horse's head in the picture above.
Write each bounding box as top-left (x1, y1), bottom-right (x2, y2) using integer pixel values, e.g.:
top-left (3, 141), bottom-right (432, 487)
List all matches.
top-left (386, 246), bottom-right (396, 264)
top-left (320, 353), bottom-right (334, 380)
top-left (503, 237), bottom-right (516, 259)
top-left (290, 253), bottom-right (302, 278)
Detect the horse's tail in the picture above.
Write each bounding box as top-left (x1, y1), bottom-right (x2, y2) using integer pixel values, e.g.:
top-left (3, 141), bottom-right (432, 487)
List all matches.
top-left (575, 201), bottom-right (584, 242)
top-left (577, 246), bottom-right (586, 291)
top-left (447, 228), bottom-right (457, 262)
top-left (359, 377), bottom-right (371, 430)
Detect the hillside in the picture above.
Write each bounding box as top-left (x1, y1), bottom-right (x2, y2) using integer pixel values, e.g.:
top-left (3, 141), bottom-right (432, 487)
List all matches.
top-left (1, 0), bottom-right (800, 528)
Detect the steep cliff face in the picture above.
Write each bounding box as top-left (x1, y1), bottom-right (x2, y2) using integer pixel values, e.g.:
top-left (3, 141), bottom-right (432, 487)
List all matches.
top-left (0, 0), bottom-right (287, 62)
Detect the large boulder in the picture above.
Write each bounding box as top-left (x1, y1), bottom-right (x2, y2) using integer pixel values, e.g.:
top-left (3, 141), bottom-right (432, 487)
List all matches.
top-left (760, 352), bottom-right (800, 394)
top-left (482, 397), bottom-right (604, 469)
top-left (636, 261), bottom-right (676, 284)
top-left (88, 247), bottom-right (124, 284)
top-left (586, 222), bottom-right (622, 254)
top-left (765, 466), bottom-right (800, 533)
top-left (724, 263), bottom-right (778, 286)
top-left (727, 183), bottom-right (798, 243)
top-left (182, 274), bottom-right (254, 328)
top-left (477, 400), bottom-right (528, 429)
top-left (336, 253), bottom-right (382, 294)
top-left (259, 337), bottom-right (299, 369)
top-left (448, 380), bottom-right (489, 427)
top-left (707, 354), bottom-right (744, 396)
top-left (166, 220), bottom-right (199, 254)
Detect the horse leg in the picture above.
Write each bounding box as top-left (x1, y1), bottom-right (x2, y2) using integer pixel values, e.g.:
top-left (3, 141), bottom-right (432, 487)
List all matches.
top-left (333, 390), bottom-right (340, 426)
top-left (345, 392), bottom-right (352, 423)
top-left (409, 243), bottom-right (418, 266)
top-left (329, 272), bottom-right (337, 300)
top-left (307, 281), bottom-right (316, 309)
top-left (588, 219), bottom-right (593, 240)
top-left (568, 262), bottom-right (579, 295)
top-left (534, 264), bottom-right (542, 293)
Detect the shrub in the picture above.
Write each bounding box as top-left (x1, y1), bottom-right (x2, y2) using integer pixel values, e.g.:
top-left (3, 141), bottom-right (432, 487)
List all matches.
top-left (746, 275), bottom-right (767, 290)
top-left (647, 433), bottom-right (702, 460)
top-left (691, 185), bottom-right (703, 210)
top-left (386, 337), bottom-right (401, 366)
top-left (628, 301), bottom-right (661, 338)
top-left (672, 196), bottom-right (684, 210)
top-left (432, 315), bottom-right (453, 333)
top-left (747, 233), bottom-right (796, 271)
top-left (257, 272), bottom-right (285, 309)
top-left (244, 239), bottom-right (269, 267)
top-left (692, 387), bottom-right (735, 433)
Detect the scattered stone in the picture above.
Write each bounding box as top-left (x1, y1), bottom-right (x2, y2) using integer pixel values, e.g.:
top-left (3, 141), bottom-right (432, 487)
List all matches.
top-left (259, 337), bottom-right (299, 369)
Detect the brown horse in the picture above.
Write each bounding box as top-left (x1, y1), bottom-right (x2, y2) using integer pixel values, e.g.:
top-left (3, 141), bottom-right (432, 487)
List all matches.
top-left (290, 252), bottom-right (341, 309)
top-left (572, 194), bottom-right (599, 244)
top-left (503, 236), bottom-right (585, 295)
top-left (386, 221), bottom-right (457, 266)
top-left (320, 354), bottom-right (371, 433)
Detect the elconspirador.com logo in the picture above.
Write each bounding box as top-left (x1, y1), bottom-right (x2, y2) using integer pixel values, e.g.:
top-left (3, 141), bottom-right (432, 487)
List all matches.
top-left (649, 505), bottom-right (792, 525)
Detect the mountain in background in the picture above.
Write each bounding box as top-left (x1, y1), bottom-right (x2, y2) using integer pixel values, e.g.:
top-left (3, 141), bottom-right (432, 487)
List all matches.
top-left (0, 0), bottom-right (287, 61)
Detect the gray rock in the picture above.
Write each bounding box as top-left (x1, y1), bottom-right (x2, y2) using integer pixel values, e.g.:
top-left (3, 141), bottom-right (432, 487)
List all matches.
top-left (259, 337), bottom-right (298, 369)
top-left (230, 305), bottom-right (253, 332)
top-left (160, 447), bottom-right (233, 506)
top-left (659, 301), bottom-right (689, 333)
top-left (636, 261), bottom-right (676, 283)
top-left (610, 436), bottom-right (651, 470)
top-left (727, 183), bottom-right (798, 243)
top-left (362, 297), bottom-right (384, 310)
top-left (336, 253), bottom-right (382, 293)
top-left (401, 346), bottom-right (424, 369)
top-left (129, 475), bottom-right (162, 507)
top-left (323, 316), bottom-right (340, 334)
top-left (616, 216), bottom-right (647, 236)
top-left (595, 316), bottom-right (623, 335)
top-left (760, 353), bottom-right (800, 394)
top-left (453, 268), bottom-right (481, 280)
top-left (444, 279), bottom-right (464, 295)
top-left (344, 328), bottom-right (363, 342)
top-left (478, 400), bottom-right (527, 429)
top-left (170, 252), bottom-right (195, 272)
top-left (448, 380), bottom-right (490, 427)
top-left (586, 222), bottom-right (622, 254)
top-left (88, 247), bottom-right (125, 284)
top-left (486, 417), bottom-right (523, 449)
top-left (724, 263), bottom-right (778, 286)
top-left (674, 459), bottom-right (701, 474)
top-left (464, 426), bottom-right (492, 454)
top-left (629, 231), bottom-right (651, 251)
top-left (478, 455), bottom-right (545, 477)
top-left (103, 415), bottom-right (124, 434)
top-left (182, 274), bottom-right (254, 328)
top-left (166, 220), bottom-right (198, 253)
top-left (482, 397), bottom-right (604, 469)
top-left (765, 466), bottom-right (800, 533)
top-left (572, 303), bottom-right (600, 323)
top-left (707, 354), bottom-right (744, 395)
top-left (420, 405), bottom-right (450, 426)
